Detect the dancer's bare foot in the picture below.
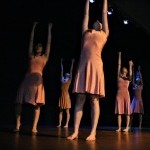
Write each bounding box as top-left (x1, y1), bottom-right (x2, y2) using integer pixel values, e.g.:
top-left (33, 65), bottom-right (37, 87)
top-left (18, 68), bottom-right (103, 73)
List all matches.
top-left (63, 125), bottom-right (68, 128)
top-left (13, 128), bottom-right (20, 133)
top-left (57, 125), bottom-right (61, 128)
top-left (86, 133), bottom-right (96, 141)
top-left (31, 129), bottom-right (38, 135)
top-left (67, 133), bottom-right (78, 140)
top-left (116, 128), bottom-right (121, 132)
top-left (123, 127), bottom-right (129, 132)
top-left (13, 123), bottom-right (21, 133)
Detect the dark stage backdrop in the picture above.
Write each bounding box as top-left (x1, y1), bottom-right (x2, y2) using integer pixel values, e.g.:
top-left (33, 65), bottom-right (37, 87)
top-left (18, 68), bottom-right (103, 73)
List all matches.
top-left (1, 0), bottom-right (150, 128)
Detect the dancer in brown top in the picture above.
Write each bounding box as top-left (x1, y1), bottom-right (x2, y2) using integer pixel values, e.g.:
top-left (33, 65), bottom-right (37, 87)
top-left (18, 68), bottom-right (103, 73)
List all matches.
top-left (14, 22), bottom-right (53, 134)
top-left (130, 65), bottom-right (144, 129)
top-left (57, 59), bottom-right (75, 128)
top-left (115, 52), bottom-right (133, 132)
top-left (67, 0), bottom-right (109, 141)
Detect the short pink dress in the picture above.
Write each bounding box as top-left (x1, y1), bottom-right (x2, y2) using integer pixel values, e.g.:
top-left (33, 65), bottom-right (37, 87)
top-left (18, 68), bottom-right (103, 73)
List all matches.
top-left (16, 55), bottom-right (46, 106)
top-left (58, 80), bottom-right (71, 109)
top-left (73, 29), bottom-right (107, 98)
top-left (115, 76), bottom-right (132, 115)
top-left (131, 85), bottom-right (144, 114)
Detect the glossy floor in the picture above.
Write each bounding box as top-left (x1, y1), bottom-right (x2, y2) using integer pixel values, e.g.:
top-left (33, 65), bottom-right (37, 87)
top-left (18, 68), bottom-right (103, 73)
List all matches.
top-left (0, 126), bottom-right (150, 150)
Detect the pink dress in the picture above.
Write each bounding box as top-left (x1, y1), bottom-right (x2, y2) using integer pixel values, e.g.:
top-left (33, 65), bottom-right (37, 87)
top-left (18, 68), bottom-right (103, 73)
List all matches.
top-left (58, 80), bottom-right (71, 109)
top-left (73, 29), bottom-right (107, 98)
top-left (115, 76), bottom-right (132, 114)
top-left (16, 55), bottom-right (46, 105)
top-left (131, 85), bottom-right (144, 114)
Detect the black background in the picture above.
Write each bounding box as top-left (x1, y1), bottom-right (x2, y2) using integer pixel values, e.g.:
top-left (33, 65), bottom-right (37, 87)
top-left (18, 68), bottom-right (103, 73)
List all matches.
top-left (1, 0), bottom-right (150, 128)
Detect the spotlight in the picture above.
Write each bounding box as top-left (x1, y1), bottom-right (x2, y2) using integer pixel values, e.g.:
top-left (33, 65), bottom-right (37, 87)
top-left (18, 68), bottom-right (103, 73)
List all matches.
top-left (123, 19), bottom-right (129, 25)
top-left (123, 16), bottom-right (129, 25)
top-left (90, 0), bottom-right (95, 3)
top-left (108, 7), bottom-right (113, 15)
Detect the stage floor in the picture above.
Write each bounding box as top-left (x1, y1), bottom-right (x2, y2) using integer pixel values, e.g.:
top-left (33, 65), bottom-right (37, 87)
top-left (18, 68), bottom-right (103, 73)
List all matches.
top-left (0, 126), bottom-right (150, 150)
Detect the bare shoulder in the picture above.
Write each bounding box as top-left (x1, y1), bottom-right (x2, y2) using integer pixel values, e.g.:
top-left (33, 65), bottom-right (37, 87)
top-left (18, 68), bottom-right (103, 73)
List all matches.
top-left (42, 54), bottom-right (49, 63)
top-left (98, 30), bottom-right (108, 41)
top-left (102, 30), bottom-right (108, 37)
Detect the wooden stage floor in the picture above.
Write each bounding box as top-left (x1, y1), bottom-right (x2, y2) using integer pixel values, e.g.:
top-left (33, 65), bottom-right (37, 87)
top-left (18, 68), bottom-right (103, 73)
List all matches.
top-left (0, 126), bottom-right (150, 150)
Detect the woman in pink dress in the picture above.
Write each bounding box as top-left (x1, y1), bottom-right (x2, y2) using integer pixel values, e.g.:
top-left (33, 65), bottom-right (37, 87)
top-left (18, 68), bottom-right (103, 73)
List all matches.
top-left (14, 22), bottom-right (53, 134)
top-left (67, 0), bottom-right (109, 141)
top-left (57, 59), bottom-right (74, 128)
top-left (130, 65), bottom-right (144, 129)
top-left (115, 52), bottom-right (133, 132)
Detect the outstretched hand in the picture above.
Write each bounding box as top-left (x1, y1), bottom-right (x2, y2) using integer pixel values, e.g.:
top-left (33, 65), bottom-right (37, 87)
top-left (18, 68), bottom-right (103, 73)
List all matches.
top-left (49, 23), bottom-right (53, 29)
top-left (33, 22), bottom-right (38, 28)
top-left (138, 65), bottom-right (141, 70)
top-left (72, 58), bottom-right (75, 63)
top-left (118, 51), bottom-right (121, 56)
top-left (129, 60), bottom-right (133, 66)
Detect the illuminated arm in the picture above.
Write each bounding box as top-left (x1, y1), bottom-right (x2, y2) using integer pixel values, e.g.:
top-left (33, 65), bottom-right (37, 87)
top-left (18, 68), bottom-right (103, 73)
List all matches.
top-left (61, 58), bottom-right (64, 79)
top-left (129, 60), bottom-right (133, 81)
top-left (28, 22), bottom-right (38, 57)
top-left (82, 0), bottom-right (89, 34)
top-left (69, 59), bottom-right (75, 79)
top-left (117, 52), bottom-right (121, 79)
top-left (132, 64), bottom-right (135, 86)
top-left (102, 0), bottom-right (109, 37)
top-left (138, 65), bottom-right (143, 85)
top-left (44, 23), bottom-right (53, 62)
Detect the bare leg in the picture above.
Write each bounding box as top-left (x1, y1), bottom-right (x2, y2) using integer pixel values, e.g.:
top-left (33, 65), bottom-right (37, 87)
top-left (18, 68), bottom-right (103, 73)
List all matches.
top-left (86, 96), bottom-right (100, 141)
top-left (64, 109), bottom-right (70, 128)
top-left (116, 114), bottom-right (122, 132)
top-left (123, 115), bottom-right (130, 132)
top-left (139, 114), bottom-right (142, 129)
top-left (57, 109), bottom-right (63, 127)
top-left (14, 103), bottom-right (22, 132)
top-left (67, 94), bottom-right (86, 140)
top-left (32, 105), bottom-right (40, 133)
top-left (129, 114), bottom-right (133, 128)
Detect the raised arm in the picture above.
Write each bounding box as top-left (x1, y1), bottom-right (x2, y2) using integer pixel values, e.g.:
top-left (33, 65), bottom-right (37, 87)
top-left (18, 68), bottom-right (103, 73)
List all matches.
top-left (138, 65), bottom-right (143, 85)
top-left (102, 0), bottom-right (109, 37)
top-left (129, 60), bottom-right (133, 81)
top-left (28, 22), bottom-right (38, 57)
top-left (44, 23), bottom-right (53, 62)
top-left (61, 58), bottom-right (64, 79)
top-left (132, 63), bottom-right (135, 86)
top-left (117, 52), bottom-right (121, 79)
top-left (69, 59), bottom-right (75, 79)
top-left (82, 0), bottom-right (89, 34)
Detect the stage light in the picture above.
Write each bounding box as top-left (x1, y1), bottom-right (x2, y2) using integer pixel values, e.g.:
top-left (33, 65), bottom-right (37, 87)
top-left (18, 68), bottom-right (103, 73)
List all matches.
top-left (123, 19), bottom-right (129, 25)
top-left (108, 7), bottom-right (113, 15)
top-left (122, 16), bottom-right (129, 25)
top-left (90, 0), bottom-right (95, 3)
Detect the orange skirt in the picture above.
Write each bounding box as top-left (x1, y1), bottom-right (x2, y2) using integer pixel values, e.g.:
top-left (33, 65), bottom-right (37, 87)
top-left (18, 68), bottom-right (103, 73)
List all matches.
top-left (15, 73), bottom-right (45, 105)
